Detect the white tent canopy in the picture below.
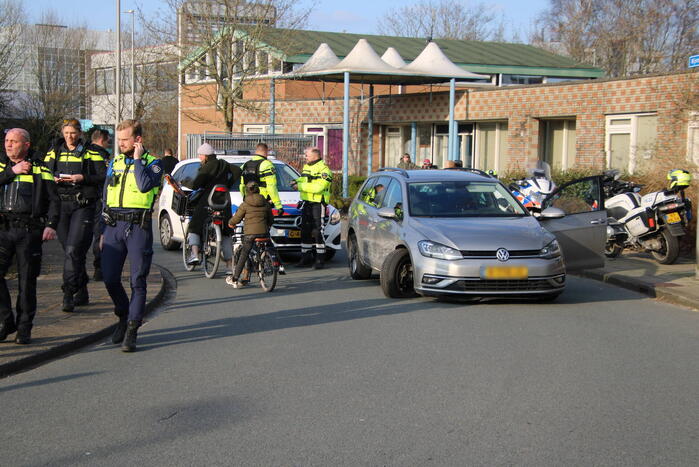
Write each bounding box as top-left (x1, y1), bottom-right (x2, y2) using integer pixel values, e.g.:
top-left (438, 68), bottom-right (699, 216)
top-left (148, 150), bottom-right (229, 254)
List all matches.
top-left (381, 47), bottom-right (407, 68)
top-left (270, 39), bottom-right (488, 194)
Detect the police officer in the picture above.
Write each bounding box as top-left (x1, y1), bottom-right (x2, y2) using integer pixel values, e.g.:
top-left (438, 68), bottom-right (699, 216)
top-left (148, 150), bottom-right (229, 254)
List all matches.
top-left (89, 129), bottom-right (111, 281)
top-left (0, 128), bottom-right (59, 345)
top-left (240, 142), bottom-right (282, 210)
top-left (101, 120), bottom-right (162, 352)
top-left (291, 146), bottom-right (332, 269)
top-left (45, 119), bottom-right (106, 312)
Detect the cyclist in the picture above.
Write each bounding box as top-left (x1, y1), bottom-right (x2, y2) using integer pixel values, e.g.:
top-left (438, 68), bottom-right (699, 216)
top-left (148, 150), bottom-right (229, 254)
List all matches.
top-left (186, 143), bottom-right (241, 276)
top-left (226, 181), bottom-right (273, 289)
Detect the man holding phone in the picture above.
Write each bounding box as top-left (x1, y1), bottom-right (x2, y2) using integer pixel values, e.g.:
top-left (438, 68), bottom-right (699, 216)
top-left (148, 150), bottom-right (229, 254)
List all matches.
top-left (100, 120), bottom-right (162, 352)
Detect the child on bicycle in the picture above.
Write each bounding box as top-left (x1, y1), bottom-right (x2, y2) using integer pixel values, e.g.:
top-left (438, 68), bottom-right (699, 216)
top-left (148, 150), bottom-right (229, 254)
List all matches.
top-left (226, 181), bottom-right (274, 288)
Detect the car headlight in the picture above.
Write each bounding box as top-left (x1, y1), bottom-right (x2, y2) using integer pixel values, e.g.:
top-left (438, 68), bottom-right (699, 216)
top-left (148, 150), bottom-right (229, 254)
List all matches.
top-left (329, 210), bottom-right (341, 225)
top-left (540, 239), bottom-right (561, 259)
top-left (417, 240), bottom-right (463, 260)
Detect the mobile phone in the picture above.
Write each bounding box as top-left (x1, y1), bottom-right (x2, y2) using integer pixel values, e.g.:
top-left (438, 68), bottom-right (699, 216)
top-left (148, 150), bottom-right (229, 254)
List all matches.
top-left (59, 173), bottom-right (72, 180)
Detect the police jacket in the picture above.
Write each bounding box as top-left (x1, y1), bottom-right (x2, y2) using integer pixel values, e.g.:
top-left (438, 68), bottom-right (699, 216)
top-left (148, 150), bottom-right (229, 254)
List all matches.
top-left (296, 159), bottom-right (332, 204)
top-left (0, 152), bottom-right (60, 229)
top-left (239, 155), bottom-right (282, 209)
top-left (104, 151), bottom-right (162, 212)
top-left (45, 138), bottom-right (107, 200)
top-left (227, 193), bottom-right (273, 236)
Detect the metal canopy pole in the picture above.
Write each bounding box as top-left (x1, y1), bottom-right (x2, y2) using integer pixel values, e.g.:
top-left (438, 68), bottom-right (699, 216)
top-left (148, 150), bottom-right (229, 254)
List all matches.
top-left (448, 78), bottom-right (455, 161)
top-left (270, 78), bottom-right (276, 135)
top-left (342, 72), bottom-right (350, 197)
top-left (411, 122), bottom-right (417, 162)
top-left (367, 84), bottom-right (374, 175)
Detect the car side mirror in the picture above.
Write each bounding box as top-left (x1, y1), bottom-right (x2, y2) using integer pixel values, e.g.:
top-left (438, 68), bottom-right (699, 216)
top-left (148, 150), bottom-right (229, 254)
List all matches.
top-left (377, 207), bottom-right (397, 219)
top-left (539, 207), bottom-right (565, 219)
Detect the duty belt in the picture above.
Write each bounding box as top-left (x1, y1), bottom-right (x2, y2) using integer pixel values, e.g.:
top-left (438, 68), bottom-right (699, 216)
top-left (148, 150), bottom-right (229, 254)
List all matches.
top-left (58, 192), bottom-right (93, 205)
top-left (104, 208), bottom-right (150, 226)
top-left (0, 213), bottom-right (45, 231)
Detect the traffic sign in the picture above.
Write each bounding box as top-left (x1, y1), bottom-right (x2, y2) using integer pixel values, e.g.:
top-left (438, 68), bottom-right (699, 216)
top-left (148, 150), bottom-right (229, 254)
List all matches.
top-left (689, 55), bottom-right (699, 68)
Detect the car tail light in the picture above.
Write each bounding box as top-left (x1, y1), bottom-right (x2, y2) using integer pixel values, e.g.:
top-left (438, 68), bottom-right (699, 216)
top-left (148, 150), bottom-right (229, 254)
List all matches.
top-left (214, 186), bottom-right (228, 192)
top-left (648, 217), bottom-right (655, 228)
top-left (213, 219), bottom-right (222, 225)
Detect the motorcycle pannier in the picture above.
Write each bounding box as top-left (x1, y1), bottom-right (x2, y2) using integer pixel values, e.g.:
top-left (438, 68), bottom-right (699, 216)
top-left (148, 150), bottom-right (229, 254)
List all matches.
top-left (625, 209), bottom-right (652, 237)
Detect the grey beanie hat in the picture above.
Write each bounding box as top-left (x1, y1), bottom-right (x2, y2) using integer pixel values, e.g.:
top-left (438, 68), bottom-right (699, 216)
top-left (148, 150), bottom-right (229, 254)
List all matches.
top-left (197, 143), bottom-right (215, 156)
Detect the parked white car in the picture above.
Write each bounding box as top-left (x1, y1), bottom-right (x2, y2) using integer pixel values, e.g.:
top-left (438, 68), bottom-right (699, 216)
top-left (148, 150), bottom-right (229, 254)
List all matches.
top-left (157, 155), bottom-right (342, 259)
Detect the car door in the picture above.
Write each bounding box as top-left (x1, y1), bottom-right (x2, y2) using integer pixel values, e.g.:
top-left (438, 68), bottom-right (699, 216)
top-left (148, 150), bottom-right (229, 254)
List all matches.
top-left (350, 177), bottom-right (378, 265)
top-left (540, 176), bottom-right (607, 272)
top-left (364, 176), bottom-right (393, 267)
top-left (373, 178), bottom-right (405, 265)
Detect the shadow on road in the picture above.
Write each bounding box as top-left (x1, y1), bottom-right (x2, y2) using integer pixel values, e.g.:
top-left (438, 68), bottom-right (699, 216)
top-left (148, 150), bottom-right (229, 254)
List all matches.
top-left (0, 371), bottom-right (102, 394)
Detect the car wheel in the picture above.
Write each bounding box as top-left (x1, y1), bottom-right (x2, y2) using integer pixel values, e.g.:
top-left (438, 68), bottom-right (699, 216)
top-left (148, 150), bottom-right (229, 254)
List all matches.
top-left (380, 248), bottom-right (418, 299)
top-left (159, 213), bottom-right (180, 250)
top-left (348, 234), bottom-right (371, 280)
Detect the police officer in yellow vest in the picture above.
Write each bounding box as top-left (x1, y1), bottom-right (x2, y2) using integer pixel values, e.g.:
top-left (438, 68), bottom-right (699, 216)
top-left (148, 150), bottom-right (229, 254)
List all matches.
top-left (291, 147), bottom-right (332, 269)
top-left (0, 129), bottom-right (59, 345)
top-left (101, 120), bottom-right (162, 352)
top-left (240, 143), bottom-right (282, 209)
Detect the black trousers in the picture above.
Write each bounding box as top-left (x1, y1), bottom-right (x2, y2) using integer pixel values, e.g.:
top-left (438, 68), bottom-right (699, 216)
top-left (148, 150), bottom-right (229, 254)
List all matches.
top-left (300, 201), bottom-right (325, 255)
top-left (56, 200), bottom-right (95, 294)
top-left (92, 198), bottom-right (103, 271)
top-left (0, 227), bottom-right (43, 330)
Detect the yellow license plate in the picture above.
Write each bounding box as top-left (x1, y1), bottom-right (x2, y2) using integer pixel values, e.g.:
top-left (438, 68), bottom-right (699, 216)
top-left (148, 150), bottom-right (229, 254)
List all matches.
top-left (666, 212), bottom-right (681, 224)
top-left (484, 266), bottom-right (528, 280)
top-left (288, 230), bottom-right (301, 238)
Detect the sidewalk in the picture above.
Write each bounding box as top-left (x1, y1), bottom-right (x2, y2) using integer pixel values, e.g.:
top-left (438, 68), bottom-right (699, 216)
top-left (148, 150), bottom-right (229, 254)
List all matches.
top-left (0, 240), bottom-right (168, 377)
top-left (575, 251), bottom-right (699, 311)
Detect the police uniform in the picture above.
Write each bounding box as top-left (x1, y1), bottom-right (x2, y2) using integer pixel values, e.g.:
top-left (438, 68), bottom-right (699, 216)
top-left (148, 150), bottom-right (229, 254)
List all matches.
top-left (0, 153), bottom-right (59, 343)
top-left (240, 155), bottom-right (282, 209)
top-left (90, 145), bottom-right (110, 281)
top-left (101, 150), bottom-right (161, 351)
top-left (295, 158), bottom-right (332, 268)
top-left (45, 139), bottom-right (106, 311)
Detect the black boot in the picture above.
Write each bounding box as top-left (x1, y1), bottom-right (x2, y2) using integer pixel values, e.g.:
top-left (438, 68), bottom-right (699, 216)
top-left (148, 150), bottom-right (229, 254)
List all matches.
top-left (74, 285), bottom-right (89, 306)
top-left (295, 252), bottom-right (313, 267)
top-left (62, 289), bottom-right (75, 313)
top-left (111, 318), bottom-right (128, 344)
top-left (0, 321), bottom-right (17, 342)
top-left (121, 320), bottom-right (140, 352)
top-left (15, 327), bottom-right (31, 345)
top-left (313, 256), bottom-right (325, 270)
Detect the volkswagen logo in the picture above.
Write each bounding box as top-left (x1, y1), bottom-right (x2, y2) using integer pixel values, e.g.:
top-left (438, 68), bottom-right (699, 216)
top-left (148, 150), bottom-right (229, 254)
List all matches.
top-left (496, 248), bottom-right (510, 262)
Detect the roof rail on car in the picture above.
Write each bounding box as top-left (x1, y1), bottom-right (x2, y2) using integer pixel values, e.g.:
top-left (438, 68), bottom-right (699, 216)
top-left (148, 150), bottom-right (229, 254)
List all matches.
top-left (377, 167), bottom-right (410, 178)
top-left (444, 167), bottom-right (496, 178)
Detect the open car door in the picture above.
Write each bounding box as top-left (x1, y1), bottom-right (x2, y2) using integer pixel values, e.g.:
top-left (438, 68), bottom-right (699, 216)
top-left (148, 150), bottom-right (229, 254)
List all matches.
top-left (540, 176), bottom-right (607, 272)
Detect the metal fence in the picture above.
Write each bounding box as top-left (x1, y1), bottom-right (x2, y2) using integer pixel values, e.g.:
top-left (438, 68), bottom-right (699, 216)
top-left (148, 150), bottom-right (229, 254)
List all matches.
top-left (186, 132), bottom-right (315, 171)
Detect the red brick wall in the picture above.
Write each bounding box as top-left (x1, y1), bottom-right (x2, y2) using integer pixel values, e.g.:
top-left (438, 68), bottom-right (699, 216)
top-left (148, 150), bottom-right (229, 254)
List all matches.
top-left (180, 72), bottom-right (697, 174)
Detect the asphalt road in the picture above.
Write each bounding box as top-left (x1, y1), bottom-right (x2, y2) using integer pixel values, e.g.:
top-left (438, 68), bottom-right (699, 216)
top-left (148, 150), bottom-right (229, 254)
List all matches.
top-left (1, 244), bottom-right (699, 466)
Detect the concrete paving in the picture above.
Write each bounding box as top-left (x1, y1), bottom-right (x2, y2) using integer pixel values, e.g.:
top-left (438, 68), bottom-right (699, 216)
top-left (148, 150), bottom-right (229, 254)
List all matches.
top-left (0, 240), bottom-right (167, 377)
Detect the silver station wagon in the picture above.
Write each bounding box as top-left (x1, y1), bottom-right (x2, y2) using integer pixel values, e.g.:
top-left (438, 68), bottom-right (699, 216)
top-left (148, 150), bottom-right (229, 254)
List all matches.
top-left (347, 168), bottom-right (607, 300)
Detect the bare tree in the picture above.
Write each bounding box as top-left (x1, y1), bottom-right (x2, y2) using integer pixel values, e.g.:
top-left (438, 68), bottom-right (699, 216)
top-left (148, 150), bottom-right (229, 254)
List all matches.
top-left (377, 0), bottom-right (498, 41)
top-left (142, 0), bottom-right (311, 133)
top-left (0, 0), bottom-right (26, 116)
top-left (532, 0), bottom-right (699, 77)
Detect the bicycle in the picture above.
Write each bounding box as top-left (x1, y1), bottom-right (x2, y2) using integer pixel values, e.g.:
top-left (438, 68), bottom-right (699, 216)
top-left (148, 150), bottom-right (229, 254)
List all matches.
top-left (181, 185), bottom-right (231, 279)
top-left (231, 227), bottom-right (279, 292)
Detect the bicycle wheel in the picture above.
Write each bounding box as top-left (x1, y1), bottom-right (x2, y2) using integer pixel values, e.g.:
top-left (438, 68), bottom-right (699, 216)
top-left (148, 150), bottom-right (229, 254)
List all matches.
top-left (182, 225), bottom-right (196, 271)
top-left (258, 250), bottom-right (278, 292)
top-left (203, 223), bottom-right (222, 279)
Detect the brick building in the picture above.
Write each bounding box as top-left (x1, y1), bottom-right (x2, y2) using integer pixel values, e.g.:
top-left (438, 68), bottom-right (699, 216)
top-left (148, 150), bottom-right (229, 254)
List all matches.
top-left (181, 71), bottom-right (698, 175)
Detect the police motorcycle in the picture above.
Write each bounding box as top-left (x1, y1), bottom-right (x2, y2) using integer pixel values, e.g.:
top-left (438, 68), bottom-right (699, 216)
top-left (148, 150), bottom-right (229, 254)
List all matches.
top-left (603, 169), bottom-right (693, 264)
top-left (509, 161), bottom-right (557, 215)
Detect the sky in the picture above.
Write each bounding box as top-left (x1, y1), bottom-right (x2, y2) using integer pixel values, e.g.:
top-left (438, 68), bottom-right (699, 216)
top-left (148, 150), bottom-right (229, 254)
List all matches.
top-left (24, 0), bottom-right (550, 40)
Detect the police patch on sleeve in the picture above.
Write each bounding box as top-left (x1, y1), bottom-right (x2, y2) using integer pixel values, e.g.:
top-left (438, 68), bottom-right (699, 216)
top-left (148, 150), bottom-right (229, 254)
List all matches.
top-left (152, 164), bottom-right (161, 173)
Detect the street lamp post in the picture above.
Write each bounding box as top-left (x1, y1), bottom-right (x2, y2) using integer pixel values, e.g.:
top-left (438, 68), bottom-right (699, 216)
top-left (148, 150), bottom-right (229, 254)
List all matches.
top-left (125, 9), bottom-right (135, 119)
top-left (115, 0), bottom-right (121, 155)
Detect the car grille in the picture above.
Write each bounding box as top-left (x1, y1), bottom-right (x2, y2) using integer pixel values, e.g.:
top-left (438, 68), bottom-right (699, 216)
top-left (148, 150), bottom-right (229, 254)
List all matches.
top-left (444, 278), bottom-right (561, 292)
top-left (273, 215), bottom-right (299, 230)
top-left (459, 249), bottom-right (541, 258)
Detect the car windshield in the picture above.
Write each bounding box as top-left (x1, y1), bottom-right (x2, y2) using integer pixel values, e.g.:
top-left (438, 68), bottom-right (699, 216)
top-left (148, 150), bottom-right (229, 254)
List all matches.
top-left (408, 181), bottom-right (528, 217)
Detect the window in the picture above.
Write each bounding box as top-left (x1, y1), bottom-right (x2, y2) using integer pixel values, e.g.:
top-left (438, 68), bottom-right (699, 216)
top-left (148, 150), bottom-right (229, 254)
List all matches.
top-left (380, 179), bottom-right (403, 213)
top-left (174, 162), bottom-right (200, 189)
top-left (540, 119), bottom-right (576, 170)
top-left (475, 122), bottom-right (509, 172)
top-left (687, 112), bottom-right (699, 166)
top-left (544, 177), bottom-right (603, 214)
top-left (95, 68), bottom-right (114, 95)
top-left (359, 177), bottom-right (378, 204)
top-left (502, 75), bottom-right (544, 85)
top-left (605, 113), bottom-right (657, 173)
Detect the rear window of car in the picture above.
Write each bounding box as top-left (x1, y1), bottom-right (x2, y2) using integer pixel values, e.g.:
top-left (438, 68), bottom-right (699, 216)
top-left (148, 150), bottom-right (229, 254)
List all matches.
top-left (174, 161), bottom-right (299, 191)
